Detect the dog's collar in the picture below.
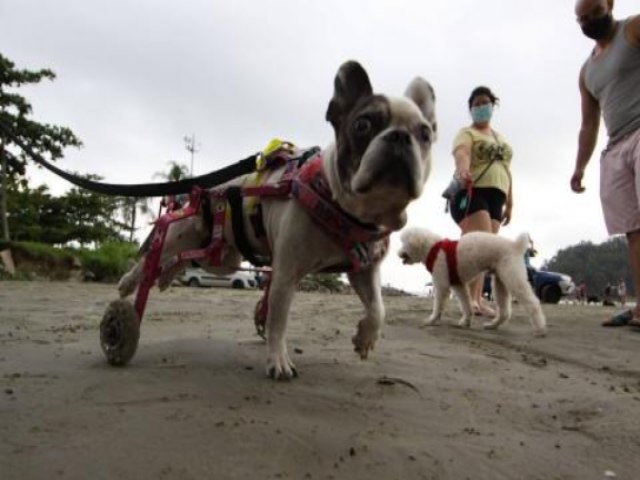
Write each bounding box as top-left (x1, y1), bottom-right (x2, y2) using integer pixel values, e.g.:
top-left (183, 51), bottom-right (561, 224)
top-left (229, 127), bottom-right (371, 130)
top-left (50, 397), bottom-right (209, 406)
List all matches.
top-left (425, 239), bottom-right (461, 285)
top-left (292, 154), bottom-right (390, 271)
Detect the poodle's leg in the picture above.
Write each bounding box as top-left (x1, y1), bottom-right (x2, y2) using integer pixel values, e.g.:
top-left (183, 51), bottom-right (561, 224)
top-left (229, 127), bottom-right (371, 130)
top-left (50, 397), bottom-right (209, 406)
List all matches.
top-left (484, 275), bottom-right (511, 330)
top-left (510, 272), bottom-right (548, 336)
top-left (424, 285), bottom-right (449, 326)
top-left (453, 284), bottom-right (473, 328)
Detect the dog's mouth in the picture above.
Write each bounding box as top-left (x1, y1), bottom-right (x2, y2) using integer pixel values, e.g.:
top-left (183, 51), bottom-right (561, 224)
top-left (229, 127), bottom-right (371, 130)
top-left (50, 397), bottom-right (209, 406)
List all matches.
top-left (351, 144), bottom-right (421, 200)
top-left (399, 252), bottom-right (411, 264)
top-left (354, 164), bottom-right (416, 196)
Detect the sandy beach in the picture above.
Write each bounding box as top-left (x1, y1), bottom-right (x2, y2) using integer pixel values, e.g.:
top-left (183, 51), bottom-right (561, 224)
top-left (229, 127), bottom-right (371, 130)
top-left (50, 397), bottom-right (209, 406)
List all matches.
top-left (1, 280), bottom-right (640, 479)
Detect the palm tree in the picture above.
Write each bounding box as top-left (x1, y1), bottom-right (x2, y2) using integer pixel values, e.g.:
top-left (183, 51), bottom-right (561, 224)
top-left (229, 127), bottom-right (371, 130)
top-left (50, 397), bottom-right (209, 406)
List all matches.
top-left (119, 196), bottom-right (154, 243)
top-left (153, 160), bottom-right (190, 182)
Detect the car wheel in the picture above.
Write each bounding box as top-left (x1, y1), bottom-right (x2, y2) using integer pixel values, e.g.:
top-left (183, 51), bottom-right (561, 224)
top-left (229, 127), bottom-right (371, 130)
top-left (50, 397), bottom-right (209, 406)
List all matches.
top-left (188, 278), bottom-right (200, 288)
top-left (232, 279), bottom-right (245, 289)
top-left (541, 284), bottom-right (561, 304)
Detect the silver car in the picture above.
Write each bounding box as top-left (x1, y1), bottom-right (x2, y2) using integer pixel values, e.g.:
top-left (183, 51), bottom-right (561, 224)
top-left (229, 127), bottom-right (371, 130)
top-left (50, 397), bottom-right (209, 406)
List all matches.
top-left (179, 268), bottom-right (256, 289)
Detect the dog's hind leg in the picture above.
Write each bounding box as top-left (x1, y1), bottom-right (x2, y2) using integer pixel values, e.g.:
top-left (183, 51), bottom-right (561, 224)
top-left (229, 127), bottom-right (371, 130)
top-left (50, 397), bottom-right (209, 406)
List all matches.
top-left (483, 275), bottom-right (511, 330)
top-left (348, 267), bottom-right (384, 359)
top-left (118, 260), bottom-right (144, 298)
top-left (425, 285), bottom-right (449, 326)
top-left (118, 216), bottom-right (208, 298)
top-left (510, 275), bottom-right (547, 336)
top-left (452, 284), bottom-right (473, 328)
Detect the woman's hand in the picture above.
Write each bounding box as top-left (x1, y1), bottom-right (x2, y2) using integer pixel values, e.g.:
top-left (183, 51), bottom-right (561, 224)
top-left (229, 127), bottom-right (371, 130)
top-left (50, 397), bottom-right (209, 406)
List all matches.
top-left (455, 168), bottom-right (473, 188)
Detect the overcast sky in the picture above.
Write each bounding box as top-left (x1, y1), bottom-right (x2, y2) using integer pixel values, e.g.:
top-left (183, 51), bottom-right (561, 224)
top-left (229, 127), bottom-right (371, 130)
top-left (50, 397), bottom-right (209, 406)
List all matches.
top-left (1, 0), bottom-right (636, 293)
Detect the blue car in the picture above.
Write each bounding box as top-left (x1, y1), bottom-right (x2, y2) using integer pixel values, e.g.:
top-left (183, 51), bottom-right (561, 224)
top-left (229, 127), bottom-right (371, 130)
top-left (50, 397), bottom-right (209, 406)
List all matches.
top-left (483, 266), bottom-right (575, 304)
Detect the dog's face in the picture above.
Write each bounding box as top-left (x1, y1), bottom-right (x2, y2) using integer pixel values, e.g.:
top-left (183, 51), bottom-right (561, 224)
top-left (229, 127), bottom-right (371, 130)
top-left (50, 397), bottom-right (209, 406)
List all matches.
top-left (398, 227), bottom-right (441, 265)
top-left (325, 61), bottom-right (437, 230)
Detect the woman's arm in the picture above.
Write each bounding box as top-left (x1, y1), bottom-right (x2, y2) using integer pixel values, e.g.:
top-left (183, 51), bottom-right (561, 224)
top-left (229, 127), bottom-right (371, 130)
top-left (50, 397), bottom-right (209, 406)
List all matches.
top-left (502, 169), bottom-right (513, 226)
top-left (453, 145), bottom-right (473, 187)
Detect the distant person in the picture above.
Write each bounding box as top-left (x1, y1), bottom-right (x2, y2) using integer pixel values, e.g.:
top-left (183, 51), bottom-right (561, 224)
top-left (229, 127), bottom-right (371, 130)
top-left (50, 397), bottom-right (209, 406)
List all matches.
top-left (448, 86), bottom-right (514, 317)
top-left (577, 280), bottom-right (588, 304)
top-left (571, 0), bottom-right (640, 327)
top-left (524, 237), bottom-right (537, 268)
top-left (603, 282), bottom-right (615, 307)
top-left (618, 279), bottom-right (627, 306)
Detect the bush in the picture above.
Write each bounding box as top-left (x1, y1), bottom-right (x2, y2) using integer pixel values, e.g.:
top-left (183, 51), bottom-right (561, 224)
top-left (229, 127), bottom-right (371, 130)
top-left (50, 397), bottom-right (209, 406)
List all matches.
top-left (7, 241), bottom-right (77, 280)
top-left (1, 241), bottom-right (139, 282)
top-left (298, 273), bottom-right (346, 293)
top-left (75, 242), bottom-right (138, 282)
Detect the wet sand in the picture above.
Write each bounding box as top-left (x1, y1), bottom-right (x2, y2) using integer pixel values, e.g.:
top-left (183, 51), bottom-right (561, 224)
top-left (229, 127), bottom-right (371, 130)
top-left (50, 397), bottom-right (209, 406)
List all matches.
top-left (1, 280), bottom-right (640, 479)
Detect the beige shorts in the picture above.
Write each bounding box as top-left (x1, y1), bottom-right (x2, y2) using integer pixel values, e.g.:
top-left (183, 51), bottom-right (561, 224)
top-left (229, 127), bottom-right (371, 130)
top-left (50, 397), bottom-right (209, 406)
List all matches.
top-left (600, 127), bottom-right (640, 235)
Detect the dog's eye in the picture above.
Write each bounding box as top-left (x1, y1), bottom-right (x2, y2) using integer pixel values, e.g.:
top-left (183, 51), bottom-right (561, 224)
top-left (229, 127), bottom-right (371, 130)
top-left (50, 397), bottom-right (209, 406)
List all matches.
top-left (419, 124), bottom-right (432, 143)
top-left (353, 117), bottom-right (372, 136)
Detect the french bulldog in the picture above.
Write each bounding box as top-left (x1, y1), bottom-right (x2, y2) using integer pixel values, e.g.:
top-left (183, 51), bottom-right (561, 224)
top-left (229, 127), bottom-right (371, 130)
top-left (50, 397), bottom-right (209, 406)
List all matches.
top-left (118, 60), bottom-right (437, 379)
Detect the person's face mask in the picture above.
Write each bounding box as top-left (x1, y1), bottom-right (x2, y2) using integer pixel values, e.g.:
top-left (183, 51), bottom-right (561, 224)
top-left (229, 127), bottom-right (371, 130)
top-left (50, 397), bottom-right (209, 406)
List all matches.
top-left (580, 12), bottom-right (613, 40)
top-left (470, 104), bottom-right (493, 124)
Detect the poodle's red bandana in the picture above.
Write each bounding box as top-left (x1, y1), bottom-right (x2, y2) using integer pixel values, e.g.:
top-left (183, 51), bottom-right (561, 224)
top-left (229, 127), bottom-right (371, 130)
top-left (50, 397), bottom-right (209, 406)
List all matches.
top-left (425, 239), bottom-right (461, 285)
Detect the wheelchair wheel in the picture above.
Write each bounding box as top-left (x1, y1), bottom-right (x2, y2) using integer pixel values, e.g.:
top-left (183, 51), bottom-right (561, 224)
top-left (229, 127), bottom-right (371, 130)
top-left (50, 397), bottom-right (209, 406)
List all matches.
top-left (100, 300), bottom-right (140, 366)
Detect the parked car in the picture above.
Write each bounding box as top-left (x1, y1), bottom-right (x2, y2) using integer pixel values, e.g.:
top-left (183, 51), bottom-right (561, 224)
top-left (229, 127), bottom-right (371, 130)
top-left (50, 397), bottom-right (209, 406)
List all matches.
top-left (179, 268), bottom-right (256, 289)
top-left (528, 266), bottom-right (575, 304)
top-left (483, 266), bottom-right (575, 304)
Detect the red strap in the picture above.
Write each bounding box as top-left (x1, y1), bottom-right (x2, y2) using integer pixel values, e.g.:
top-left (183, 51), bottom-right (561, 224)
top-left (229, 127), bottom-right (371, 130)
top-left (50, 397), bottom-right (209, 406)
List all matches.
top-left (425, 239), bottom-right (461, 285)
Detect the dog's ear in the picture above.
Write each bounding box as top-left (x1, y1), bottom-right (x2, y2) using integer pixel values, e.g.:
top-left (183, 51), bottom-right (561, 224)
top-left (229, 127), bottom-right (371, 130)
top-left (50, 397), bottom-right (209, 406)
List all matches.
top-left (404, 77), bottom-right (437, 141)
top-left (326, 61), bottom-right (373, 133)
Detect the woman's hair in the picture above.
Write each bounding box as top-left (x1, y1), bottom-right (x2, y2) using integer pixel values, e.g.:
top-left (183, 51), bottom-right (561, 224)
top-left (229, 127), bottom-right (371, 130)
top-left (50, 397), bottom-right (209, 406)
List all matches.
top-left (468, 86), bottom-right (499, 109)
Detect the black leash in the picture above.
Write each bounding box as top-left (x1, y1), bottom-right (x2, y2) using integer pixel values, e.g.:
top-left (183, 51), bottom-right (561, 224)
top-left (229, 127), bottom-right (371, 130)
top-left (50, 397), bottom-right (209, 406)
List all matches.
top-left (0, 120), bottom-right (259, 197)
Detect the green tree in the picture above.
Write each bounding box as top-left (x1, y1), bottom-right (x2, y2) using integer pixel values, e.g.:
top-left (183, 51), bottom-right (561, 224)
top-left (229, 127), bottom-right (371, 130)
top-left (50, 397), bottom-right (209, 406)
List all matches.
top-left (543, 236), bottom-right (630, 298)
top-left (119, 196), bottom-right (154, 243)
top-left (154, 160), bottom-right (190, 182)
top-left (7, 174), bottom-right (124, 245)
top-left (0, 52), bottom-right (82, 241)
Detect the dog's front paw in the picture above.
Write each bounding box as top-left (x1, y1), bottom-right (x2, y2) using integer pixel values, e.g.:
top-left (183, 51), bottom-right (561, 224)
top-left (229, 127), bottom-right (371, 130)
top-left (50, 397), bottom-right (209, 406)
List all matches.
top-left (352, 320), bottom-right (380, 360)
top-left (265, 345), bottom-right (297, 381)
top-left (482, 321), bottom-right (499, 330)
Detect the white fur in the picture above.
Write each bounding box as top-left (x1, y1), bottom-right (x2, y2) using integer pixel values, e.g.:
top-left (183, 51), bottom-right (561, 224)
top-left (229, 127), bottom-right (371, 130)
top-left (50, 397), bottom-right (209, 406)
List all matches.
top-left (398, 228), bottom-right (547, 335)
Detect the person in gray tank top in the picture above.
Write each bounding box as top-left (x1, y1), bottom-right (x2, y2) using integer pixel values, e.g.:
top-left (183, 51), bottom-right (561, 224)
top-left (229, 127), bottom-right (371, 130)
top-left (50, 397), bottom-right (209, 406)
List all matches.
top-left (571, 0), bottom-right (640, 327)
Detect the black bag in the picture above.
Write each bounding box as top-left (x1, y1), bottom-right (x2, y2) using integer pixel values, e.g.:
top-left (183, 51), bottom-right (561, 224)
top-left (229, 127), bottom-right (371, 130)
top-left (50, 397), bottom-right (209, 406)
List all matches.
top-left (441, 177), bottom-right (463, 201)
top-left (442, 129), bottom-right (503, 210)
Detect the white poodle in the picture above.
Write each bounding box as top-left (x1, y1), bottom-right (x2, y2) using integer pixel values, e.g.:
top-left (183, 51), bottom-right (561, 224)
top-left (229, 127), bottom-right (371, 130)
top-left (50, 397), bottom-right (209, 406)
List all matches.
top-left (398, 228), bottom-right (547, 335)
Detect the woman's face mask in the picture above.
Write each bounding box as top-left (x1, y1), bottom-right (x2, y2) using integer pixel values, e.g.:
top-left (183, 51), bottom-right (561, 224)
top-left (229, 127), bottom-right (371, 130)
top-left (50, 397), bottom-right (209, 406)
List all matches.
top-left (470, 103), bottom-right (493, 124)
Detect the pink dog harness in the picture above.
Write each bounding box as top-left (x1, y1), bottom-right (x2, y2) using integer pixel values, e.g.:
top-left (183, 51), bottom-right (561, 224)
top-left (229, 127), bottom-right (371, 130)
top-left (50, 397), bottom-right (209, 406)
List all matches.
top-left (425, 239), bottom-right (461, 285)
top-left (291, 154), bottom-right (390, 271)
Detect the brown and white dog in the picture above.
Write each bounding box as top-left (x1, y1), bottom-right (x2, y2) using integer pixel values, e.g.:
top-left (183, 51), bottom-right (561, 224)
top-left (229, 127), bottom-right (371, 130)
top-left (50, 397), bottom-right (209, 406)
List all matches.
top-left (118, 61), bottom-right (437, 379)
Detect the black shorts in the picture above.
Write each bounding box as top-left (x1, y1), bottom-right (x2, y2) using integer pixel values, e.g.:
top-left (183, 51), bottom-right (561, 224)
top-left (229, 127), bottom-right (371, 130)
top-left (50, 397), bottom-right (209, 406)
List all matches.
top-left (450, 187), bottom-right (507, 224)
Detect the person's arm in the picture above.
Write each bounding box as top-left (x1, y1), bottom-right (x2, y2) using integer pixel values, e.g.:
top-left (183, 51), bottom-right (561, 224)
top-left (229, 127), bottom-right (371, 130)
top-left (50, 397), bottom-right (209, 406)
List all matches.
top-left (453, 144), bottom-right (473, 187)
top-left (624, 14), bottom-right (640, 48)
top-left (571, 64), bottom-right (601, 193)
top-left (502, 170), bottom-right (513, 226)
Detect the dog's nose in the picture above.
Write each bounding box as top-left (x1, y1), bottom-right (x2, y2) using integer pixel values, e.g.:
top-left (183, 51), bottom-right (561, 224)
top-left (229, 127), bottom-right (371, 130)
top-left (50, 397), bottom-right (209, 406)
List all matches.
top-left (385, 129), bottom-right (411, 146)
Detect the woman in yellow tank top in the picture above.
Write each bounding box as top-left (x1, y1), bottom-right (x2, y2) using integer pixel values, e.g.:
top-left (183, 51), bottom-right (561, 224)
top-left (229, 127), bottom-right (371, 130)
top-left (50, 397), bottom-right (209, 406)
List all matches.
top-left (449, 86), bottom-right (513, 316)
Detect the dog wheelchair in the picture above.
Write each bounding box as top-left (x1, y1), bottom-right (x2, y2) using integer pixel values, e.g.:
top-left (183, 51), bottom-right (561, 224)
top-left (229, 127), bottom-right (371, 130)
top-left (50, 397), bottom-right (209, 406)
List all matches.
top-left (99, 140), bottom-right (308, 365)
top-left (98, 139), bottom-right (389, 366)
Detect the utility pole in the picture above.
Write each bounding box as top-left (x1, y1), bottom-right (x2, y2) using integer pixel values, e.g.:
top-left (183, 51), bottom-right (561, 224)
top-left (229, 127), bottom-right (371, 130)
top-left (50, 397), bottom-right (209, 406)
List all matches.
top-left (0, 138), bottom-right (9, 242)
top-left (183, 134), bottom-right (200, 177)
